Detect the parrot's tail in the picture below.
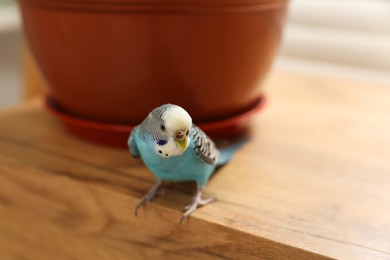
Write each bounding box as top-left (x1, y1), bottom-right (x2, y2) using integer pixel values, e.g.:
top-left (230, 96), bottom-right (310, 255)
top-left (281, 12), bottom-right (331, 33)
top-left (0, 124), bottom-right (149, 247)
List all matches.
top-left (217, 138), bottom-right (249, 166)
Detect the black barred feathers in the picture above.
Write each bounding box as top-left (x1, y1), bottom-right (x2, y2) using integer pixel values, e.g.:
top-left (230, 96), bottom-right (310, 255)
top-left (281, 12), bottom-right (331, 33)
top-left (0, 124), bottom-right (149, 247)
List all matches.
top-left (191, 125), bottom-right (220, 165)
top-left (140, 104), bottom-right (172, 141)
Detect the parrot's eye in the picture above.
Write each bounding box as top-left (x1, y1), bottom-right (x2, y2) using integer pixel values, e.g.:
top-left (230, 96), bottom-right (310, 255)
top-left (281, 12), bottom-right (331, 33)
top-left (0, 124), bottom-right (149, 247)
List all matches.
top-left (174, 130), bottom-right (184, 140)
top-left (186, 130), bottom-right (189, 136)
top-left (160, 124), bottom-right (166, 131)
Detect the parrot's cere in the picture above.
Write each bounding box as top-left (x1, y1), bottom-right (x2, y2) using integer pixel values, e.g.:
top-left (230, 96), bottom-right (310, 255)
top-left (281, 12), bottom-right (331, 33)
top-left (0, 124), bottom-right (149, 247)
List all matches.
top-left (128, 104), bottom-right (244, 223)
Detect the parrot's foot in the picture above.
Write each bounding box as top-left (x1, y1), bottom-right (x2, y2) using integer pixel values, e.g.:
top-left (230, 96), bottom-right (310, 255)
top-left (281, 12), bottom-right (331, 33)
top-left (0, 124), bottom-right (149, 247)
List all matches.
top-left (134, 180), bottom-right (163, 216)
top-left (180, 188), bottom-right (215, 224)
top-left (182, 197), bottom-right (215, 211)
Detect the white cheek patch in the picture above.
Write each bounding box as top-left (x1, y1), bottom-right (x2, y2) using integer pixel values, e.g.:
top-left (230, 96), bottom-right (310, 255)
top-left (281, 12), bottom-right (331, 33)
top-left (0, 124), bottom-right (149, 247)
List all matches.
top-left (155, 139), bottom-right (182, 158)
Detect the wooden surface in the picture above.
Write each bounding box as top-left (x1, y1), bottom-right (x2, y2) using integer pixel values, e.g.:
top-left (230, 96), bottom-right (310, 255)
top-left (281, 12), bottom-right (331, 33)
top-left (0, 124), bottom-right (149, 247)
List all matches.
top-left (1, 71), bottom-right (390, 259)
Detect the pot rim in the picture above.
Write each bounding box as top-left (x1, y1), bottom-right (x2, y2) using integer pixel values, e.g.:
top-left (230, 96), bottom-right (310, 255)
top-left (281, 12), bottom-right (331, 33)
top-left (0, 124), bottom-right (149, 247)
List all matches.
top-left (18, 0), bottom-right (288, 13)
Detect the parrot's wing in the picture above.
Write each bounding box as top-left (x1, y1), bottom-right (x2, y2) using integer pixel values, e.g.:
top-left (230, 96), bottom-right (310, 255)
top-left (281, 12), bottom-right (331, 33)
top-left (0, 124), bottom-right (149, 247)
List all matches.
top-left (128, 126), bottom-right (140, 158)
top-left (191, 125), bottom-right (220, 165)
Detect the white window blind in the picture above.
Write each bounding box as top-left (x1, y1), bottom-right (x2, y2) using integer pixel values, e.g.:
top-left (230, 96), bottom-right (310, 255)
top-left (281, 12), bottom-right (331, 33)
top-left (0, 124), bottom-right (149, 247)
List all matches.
top-left (277, 0), bottom-right (390, 83)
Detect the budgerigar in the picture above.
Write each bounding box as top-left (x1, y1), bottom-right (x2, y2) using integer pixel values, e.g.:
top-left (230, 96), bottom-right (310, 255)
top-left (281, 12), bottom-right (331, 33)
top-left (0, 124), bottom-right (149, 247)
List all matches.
top-left (128, 104), bottom-right (244, 222)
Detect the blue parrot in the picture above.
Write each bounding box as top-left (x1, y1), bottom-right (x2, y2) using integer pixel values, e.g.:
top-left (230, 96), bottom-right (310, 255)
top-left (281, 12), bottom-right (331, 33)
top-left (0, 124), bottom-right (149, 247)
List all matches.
top-left (128, 104), bottom-right (243, 222)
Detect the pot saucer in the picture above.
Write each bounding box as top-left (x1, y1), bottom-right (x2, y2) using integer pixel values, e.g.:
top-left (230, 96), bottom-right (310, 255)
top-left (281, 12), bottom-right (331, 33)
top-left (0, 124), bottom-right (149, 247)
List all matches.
top-left (45, 96), bottom-right (266, 147)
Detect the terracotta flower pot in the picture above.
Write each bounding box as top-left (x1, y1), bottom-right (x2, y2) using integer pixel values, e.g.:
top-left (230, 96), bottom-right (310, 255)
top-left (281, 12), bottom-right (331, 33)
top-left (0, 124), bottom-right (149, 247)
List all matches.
top-left (19, 0), bottom-right (287, 145)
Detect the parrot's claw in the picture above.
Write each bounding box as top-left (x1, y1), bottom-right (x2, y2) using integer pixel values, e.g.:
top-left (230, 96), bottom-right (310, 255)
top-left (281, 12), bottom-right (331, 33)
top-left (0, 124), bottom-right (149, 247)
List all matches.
top-left (134, 180), bottom-right (163, 216)
top-left (180, 188), bottom-right (215, 224)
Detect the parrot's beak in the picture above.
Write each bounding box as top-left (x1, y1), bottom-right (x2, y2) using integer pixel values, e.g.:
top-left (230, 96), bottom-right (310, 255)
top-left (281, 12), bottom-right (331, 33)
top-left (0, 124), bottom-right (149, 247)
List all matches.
top-left (174, 130), bottom-right (190, 153)
top-left (175, 136), bottom-right (189, 153)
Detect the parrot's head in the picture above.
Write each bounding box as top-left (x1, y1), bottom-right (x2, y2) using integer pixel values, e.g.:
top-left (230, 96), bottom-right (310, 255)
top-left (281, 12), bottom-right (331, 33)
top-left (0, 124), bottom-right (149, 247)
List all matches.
top-left (146, 104), bottom-right (192, 158)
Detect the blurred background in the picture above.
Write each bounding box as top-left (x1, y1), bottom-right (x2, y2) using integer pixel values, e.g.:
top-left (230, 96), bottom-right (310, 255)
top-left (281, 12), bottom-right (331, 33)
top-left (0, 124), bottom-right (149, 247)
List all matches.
top-left (0, 0), bottom-right (389, 109)
top-left (0, 0), bottom-right (22, 108)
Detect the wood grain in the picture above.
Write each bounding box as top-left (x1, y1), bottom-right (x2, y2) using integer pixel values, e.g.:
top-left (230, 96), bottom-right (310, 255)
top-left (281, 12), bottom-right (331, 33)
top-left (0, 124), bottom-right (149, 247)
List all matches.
top-left (1, 70), bottom-right (390, 259)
